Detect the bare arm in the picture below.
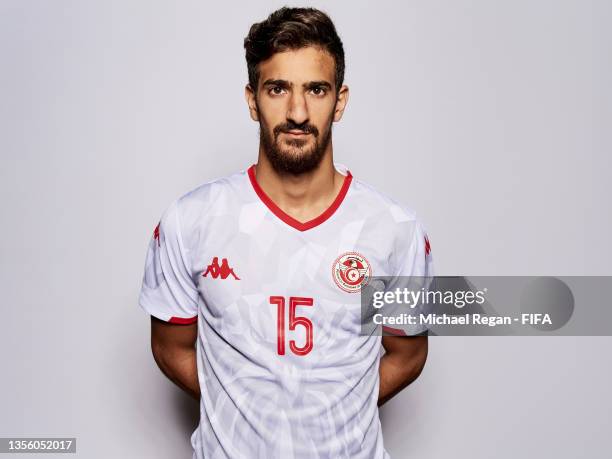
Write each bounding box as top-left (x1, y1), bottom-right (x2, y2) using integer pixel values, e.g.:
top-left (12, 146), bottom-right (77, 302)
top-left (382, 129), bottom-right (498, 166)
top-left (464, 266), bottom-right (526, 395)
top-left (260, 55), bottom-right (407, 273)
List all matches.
top-left (378, 334), bottom-right (428, 407)
top-left (150, 316), bottom-right (200, 401)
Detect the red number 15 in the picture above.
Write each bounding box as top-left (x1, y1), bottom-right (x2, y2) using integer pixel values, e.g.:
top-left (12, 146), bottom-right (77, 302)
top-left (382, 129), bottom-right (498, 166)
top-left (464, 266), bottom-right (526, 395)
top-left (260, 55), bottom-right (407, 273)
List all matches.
top-left (269, 296), bottom-right (313, 356)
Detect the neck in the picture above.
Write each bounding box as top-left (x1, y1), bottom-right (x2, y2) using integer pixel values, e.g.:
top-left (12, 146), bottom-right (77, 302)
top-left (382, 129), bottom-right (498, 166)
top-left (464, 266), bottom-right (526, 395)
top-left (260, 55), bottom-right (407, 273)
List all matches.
top-left (253, 145), bottom-right (347, 223)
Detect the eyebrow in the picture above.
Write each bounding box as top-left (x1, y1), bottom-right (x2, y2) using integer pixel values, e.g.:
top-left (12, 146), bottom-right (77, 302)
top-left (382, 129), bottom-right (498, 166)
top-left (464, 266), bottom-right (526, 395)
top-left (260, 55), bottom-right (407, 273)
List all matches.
top-left (262, 79), bottom-right (333, 90)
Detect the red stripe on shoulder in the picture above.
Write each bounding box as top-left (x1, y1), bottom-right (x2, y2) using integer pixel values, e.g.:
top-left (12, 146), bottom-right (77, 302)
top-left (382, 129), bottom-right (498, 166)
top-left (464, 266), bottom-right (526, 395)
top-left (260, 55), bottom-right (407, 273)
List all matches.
top-left (424, 235), bottom-right (431, 256)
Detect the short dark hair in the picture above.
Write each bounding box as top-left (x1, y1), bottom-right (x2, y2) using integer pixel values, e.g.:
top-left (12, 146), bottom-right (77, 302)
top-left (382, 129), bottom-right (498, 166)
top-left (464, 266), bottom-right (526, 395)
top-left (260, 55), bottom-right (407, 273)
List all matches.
top-left (244, 7), bottom-right (345, 94)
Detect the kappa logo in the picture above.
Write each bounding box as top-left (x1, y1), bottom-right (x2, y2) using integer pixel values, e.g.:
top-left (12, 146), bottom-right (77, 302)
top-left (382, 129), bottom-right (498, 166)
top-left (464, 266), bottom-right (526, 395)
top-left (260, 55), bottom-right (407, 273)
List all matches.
top-left (153, 223), bottom-right (160, 247)
top-left (202, 257), bottom-right (240, 280)
top-left (332, 252), bottom-right (372, 293)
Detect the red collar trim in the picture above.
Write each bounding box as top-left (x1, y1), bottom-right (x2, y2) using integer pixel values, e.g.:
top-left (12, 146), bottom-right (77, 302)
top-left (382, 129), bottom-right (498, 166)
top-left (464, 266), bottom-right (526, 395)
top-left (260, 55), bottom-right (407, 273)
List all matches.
top-left (247, 164), bottom-right (353, 232)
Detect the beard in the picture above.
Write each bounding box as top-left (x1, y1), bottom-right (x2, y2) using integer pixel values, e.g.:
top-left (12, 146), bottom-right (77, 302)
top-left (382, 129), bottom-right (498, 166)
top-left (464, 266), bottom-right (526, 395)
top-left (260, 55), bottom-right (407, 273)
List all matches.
top-left (258, 109), bottom-right (334, 175)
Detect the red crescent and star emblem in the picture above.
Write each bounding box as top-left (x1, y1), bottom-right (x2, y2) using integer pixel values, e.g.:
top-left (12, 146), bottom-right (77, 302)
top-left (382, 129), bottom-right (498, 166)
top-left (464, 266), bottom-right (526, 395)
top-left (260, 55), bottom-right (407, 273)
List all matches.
top-left (332, 252), bottom-right (372, 293)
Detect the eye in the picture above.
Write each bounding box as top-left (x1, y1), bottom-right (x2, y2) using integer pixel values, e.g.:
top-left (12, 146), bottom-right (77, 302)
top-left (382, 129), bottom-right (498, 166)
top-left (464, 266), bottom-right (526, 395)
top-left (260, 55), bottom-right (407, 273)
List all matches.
top-left (269, 86), bottom-right (286, 96)
top-left (310, 87), bottom-right (326, 96)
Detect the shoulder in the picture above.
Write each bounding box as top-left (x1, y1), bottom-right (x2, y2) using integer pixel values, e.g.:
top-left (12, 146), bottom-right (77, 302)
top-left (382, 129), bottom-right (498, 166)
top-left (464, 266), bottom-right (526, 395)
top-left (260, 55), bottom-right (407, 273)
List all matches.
top-left (348, 174), bottom-right (433, 260)
top-left (349, 175), bottom-right (422, 225)
top-left (157, 168), bottom-right (248, 239)
top-left (174, 168), bottom-right (246, 219)
top-left (178, 168), bottom-right (246, 209)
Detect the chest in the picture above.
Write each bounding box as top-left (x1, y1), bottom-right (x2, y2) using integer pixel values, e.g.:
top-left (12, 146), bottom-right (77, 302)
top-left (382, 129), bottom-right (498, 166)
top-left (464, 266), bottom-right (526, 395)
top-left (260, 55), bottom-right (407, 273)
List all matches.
top-left (189, 214), bottom-right (394, 350)
top-left (194, 214), bottom-right (395, 298)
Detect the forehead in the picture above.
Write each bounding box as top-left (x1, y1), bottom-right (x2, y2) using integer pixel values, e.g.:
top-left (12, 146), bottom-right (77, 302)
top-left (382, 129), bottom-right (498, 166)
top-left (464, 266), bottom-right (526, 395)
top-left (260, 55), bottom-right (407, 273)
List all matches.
top-left (257, 46), bottom-right (335, 86)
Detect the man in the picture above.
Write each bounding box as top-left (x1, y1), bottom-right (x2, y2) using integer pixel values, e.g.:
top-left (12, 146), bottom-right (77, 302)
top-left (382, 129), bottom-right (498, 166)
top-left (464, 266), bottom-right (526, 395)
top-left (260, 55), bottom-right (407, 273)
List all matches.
top-left (138, 6), bottom-right (433, 458)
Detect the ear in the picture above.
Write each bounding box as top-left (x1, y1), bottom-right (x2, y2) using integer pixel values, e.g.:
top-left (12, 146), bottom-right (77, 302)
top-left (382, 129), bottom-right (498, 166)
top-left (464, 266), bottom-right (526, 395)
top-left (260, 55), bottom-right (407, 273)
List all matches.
top-left (333, 84), bottom-right (349, 122)
top-left (245, 84), bottom-right (259, 122)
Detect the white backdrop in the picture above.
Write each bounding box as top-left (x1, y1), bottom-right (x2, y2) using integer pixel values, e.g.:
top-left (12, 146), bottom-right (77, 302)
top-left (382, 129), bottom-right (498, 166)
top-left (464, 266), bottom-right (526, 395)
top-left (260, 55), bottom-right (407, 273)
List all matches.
top-left (1, 1), bottom-right (610, 457)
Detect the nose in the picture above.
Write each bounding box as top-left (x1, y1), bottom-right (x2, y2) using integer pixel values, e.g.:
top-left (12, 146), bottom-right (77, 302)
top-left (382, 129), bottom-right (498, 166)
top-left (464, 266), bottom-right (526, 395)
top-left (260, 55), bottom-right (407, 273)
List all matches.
top-left (286, 91), bottom-right (309, 126)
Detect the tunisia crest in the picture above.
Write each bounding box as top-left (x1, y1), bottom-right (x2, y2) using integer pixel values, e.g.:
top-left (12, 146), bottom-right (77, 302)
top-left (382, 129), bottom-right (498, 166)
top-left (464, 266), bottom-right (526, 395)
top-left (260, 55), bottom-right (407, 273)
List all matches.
top-left (332, 252), bottom-right (372, 293)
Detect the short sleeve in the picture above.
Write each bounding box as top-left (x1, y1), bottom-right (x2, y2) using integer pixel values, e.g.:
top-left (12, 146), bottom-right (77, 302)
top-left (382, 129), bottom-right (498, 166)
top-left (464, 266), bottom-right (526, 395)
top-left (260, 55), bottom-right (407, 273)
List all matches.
top-left (382, 218), bottom-right (435, 336)
top-left (395, 218), bottom-right (434, 278)
top-left (138, 199), bottom-right (199, 324)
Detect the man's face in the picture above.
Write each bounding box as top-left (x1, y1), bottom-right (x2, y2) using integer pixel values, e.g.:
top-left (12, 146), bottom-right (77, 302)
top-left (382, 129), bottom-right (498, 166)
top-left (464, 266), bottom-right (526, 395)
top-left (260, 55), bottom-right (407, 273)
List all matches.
top-left (246, 46), bottom-right (348, 175)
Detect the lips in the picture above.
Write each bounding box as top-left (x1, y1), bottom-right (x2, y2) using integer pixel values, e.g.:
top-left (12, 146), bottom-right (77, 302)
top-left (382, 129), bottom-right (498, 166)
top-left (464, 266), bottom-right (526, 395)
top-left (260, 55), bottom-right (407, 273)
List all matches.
top-left (284, 130), bottom-right (310, 135)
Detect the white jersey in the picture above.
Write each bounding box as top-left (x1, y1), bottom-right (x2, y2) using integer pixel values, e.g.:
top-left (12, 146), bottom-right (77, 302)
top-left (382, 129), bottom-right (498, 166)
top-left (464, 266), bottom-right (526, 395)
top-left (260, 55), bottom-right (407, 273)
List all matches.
top-left (138, 163), bottom-right (434, 459)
